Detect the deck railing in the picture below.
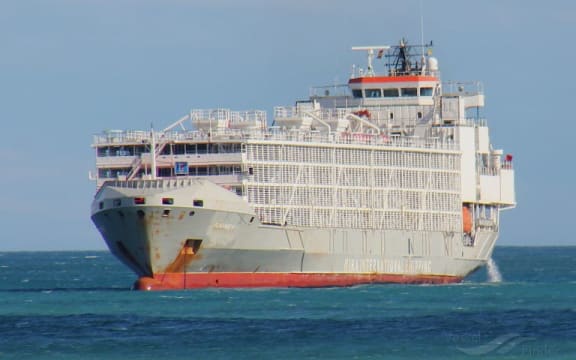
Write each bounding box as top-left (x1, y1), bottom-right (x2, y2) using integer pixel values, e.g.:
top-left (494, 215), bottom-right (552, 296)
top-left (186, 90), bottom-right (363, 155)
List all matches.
top-left (94, 128), bottom-right (458, 152)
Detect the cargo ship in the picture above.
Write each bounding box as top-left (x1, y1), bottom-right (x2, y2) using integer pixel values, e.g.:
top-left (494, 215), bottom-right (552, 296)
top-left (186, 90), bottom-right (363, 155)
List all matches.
top-left (90, 39), bottom-right (516, 290)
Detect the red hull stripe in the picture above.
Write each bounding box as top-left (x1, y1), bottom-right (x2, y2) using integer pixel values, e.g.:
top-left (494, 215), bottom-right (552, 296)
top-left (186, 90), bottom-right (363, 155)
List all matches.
top-left (348, 75), bottom-right (438, 84)
top-left (136, 272), bottom-right (462, 290)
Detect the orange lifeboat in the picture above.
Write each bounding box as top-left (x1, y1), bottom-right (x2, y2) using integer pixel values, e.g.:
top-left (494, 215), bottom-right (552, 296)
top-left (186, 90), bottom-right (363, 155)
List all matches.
top-left (462, 205), bottom-right (472, 234)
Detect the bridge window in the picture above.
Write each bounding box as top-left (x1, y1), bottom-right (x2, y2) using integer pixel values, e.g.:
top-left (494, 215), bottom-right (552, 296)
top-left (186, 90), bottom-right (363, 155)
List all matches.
top-left (383, 89), bottom-right (399, 97)
top-left (420, 87), bottom-right (433, 96)
top-left (197, 144), bottom-right (208, 154)
top-left (401, 88), bottom-right (418, 97)
top-left (222, 143), bottom-right (241, 153)
top-left (185, 144), bottom-right (196, 154)
top-left (97, 147), bottom-right (110, 157)
top-left (173, 144), bottom-right (186, 155)
top-left (365, 89), bottom-right (382, 98)
top-left (158, 167), bottom-right (172, 177)
top-left (352, 90), bottom-right (363, 98)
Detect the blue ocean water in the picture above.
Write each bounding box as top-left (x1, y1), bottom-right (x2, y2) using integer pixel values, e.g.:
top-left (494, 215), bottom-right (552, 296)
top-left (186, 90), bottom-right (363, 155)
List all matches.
top-left (0, 247), bottom-right (574, 359)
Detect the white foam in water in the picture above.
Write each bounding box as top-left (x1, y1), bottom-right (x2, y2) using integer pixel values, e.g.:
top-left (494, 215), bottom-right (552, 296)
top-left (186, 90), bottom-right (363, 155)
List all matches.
top-left (487, 257), bottom-right (503, 283)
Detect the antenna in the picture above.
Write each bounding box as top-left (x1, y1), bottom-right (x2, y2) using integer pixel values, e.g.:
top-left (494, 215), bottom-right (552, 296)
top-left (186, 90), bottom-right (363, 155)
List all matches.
top-left (150, 123), bottom-right (157, 180)
top-left (419, 1), bottom-right (425, 52)
top-left (419, 0), bottom-right (426, 74)
top-left (351, 46), bottom-right (390, 76)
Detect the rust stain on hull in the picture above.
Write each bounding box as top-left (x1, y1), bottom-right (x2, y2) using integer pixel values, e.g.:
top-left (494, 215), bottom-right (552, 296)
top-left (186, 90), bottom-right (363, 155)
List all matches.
top-left (164, 243), bottom-right (202, 273)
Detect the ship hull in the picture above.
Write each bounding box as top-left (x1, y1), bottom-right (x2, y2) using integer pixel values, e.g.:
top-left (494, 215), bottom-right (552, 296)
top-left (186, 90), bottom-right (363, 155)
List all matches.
top-left (91, 179), bottom-right (497, 290)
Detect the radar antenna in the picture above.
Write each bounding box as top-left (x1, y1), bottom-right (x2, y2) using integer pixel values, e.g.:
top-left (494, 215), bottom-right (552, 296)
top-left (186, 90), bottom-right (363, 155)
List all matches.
top-left (351, 46), bottom-right (390, 77)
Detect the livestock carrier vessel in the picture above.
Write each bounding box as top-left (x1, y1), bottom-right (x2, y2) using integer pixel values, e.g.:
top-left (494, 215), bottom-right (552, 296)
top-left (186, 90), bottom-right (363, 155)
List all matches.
top-left (91, 40), bottom-right (516, 290)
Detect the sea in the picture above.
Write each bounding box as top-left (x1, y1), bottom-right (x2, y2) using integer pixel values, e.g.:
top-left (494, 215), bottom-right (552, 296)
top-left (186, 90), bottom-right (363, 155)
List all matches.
top-left (0, 247), bottom-right (574, 359)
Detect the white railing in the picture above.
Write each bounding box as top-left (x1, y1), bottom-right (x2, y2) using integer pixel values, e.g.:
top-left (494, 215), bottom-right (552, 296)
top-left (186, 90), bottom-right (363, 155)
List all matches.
top-left (309, 84), bottom-right (350, 98)
top-left (93, 130), bottom-right (150, 145)
top-left (230, 110), bottom-right (267, 125)
top-left (480, 167), bottom-right (499, 176)
top-left (442, 81), bottom-right (484, 96)
top-left (94, 105), bottom-right (463, 151)
top-left (461, 118), bottom-right (488, 127)
top-left (190, 109), bottom-right (266, 128)
top-left (100, 178), bottom-right (201, 191)
top-left (94, 128), bottom-right (458, 152)
top-left (244, 131), bottom-right (458, 151)
top-left (274, 107), bottom-right (349, 122)
top-left (190, 109), bottom-right (230, 124)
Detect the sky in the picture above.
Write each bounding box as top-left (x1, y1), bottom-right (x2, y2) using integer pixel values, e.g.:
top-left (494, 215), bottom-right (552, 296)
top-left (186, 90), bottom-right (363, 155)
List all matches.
top-left (0, 0), bottom-right (574, 251)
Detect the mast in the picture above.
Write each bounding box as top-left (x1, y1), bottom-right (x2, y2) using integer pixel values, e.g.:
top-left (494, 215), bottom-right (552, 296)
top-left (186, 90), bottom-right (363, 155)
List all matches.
top-left (384, 39), bottom-right (433, 76)
top-left (150, 125), bottom-right (157, 180)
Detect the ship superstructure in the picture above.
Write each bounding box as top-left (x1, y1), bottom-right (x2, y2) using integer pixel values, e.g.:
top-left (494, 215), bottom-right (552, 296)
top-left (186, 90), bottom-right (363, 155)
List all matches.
top-left (91, 40), bottom-right (515, 290)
